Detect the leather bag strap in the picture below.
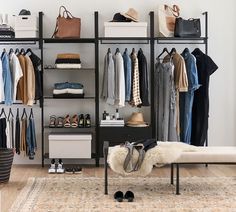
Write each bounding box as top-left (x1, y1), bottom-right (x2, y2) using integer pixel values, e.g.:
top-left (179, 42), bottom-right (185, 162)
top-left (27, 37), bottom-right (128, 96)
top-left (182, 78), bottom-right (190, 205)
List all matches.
top-left (164, 4), bottom-right (180, 17)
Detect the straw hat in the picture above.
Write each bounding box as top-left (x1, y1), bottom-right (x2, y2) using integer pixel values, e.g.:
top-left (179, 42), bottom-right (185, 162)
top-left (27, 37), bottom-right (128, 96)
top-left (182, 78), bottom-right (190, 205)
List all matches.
top-left (122, 8), bottom-right (139, 22)
top-left (126, 112), bottom-right (148, 126)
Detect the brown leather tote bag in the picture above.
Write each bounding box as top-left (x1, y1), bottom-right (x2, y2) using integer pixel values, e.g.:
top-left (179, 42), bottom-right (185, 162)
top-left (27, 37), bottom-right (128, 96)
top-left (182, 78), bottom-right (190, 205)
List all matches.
top-left (52, 6), bottom-right (81, 38)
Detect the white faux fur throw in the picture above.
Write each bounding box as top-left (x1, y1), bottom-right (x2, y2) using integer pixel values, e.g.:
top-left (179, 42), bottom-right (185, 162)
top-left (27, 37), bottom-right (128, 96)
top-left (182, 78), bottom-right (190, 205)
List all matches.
top-left (108, 142), bottom-right (198, 176)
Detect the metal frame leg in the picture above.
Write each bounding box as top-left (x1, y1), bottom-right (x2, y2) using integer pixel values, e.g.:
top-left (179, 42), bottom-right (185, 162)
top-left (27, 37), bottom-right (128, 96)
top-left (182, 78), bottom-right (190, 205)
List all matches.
top-left (103, 141), bottom-right (109, 195)
top-left (176, 164), bottom-right (180, 195)
top-left (171, 163), bottom-right (174, 185)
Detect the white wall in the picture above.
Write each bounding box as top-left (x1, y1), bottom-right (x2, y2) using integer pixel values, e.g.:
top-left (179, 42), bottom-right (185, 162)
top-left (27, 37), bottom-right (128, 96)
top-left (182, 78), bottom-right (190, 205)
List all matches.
top-left (1, 0), bottom-right (235, 164)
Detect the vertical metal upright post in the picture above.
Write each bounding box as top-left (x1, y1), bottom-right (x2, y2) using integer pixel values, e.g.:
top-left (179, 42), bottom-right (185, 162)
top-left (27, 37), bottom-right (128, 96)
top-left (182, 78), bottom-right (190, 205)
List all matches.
top-left (171, 163), bottom-right (174, 185)
top-left (39, 12), bottom-right (44, 167)
top-left (149, 11), bottom-right (155, 139)
top-left (94, 11), bottom-right (100, 167)
top-left (176, 164), bottom-right (180, 195)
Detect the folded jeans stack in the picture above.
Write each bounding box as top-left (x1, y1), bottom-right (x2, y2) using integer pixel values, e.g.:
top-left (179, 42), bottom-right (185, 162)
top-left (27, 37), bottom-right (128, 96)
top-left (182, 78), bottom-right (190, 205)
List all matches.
top-left (55, 53), bottom-right (81, 69)
top-left (53, 82), bottom-right (84, 98)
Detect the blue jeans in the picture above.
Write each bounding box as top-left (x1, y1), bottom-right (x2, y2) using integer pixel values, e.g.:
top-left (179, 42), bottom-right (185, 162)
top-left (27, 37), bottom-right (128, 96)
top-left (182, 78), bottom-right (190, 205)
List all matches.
top-left (180, 90), bottom-right (194, 144)
top-left (54, 82), bottom-right (84, 89)
top-left (1, 52), bottom-right (12, 105)
top-left (123, 52), bottom-right (132, 101)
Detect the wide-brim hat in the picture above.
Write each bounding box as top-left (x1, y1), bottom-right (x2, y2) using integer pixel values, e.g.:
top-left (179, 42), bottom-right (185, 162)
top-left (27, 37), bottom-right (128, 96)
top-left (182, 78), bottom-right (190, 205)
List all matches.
top-left (110, 13), bottom-right (131, 22)
top-left (121, 8), bottom-right (139, 22)
top-left (126, 112), bottom-right (148, 126)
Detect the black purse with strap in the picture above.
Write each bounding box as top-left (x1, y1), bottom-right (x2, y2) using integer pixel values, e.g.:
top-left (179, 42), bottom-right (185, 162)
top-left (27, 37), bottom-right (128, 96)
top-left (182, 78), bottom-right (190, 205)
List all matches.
top-left (174, 17), bottom-right (201, 38)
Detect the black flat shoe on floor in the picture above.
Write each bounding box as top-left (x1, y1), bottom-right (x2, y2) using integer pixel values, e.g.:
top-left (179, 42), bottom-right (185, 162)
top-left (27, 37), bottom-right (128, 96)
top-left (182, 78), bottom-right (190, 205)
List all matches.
top-left (124, 190), bottom-right (134, 202)
top-left (114, 191), bottom-right (124, 202)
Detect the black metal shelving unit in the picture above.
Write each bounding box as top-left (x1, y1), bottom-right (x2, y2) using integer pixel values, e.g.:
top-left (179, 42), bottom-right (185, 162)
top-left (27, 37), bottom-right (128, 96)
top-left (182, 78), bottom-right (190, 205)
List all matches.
top-left (41, 11), bottom-right (99, 167)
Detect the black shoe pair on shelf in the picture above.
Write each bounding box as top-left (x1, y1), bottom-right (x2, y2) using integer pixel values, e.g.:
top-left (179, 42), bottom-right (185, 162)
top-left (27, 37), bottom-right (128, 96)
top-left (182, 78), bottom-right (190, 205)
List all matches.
top-left (114, 191), bottom-right (134, 202)
top-left (78, 114), bottom-right (91, 128)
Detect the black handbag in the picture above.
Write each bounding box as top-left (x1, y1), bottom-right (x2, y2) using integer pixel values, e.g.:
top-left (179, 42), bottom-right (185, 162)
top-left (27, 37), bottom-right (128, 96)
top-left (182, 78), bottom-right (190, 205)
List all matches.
top-left (174, 17), bottom-right (201, 38)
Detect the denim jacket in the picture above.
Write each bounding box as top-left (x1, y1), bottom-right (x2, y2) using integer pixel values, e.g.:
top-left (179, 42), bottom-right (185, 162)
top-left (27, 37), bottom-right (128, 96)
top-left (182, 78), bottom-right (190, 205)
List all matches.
top-left (1, 52), bottom-right (13, 105)
top-left (122, 50), bottom-right (132, 101)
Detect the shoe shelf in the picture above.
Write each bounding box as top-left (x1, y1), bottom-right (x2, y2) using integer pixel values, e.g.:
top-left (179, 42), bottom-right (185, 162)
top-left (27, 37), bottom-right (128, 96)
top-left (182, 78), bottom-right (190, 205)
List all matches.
top-left (43, 38), bottom-right (95, 43)
top-left (44, 68), bottom-right (95, 71)
top-left (43, 96), bottom-right (95, 99)
top-left (44, 125), bottom-right (95, 129)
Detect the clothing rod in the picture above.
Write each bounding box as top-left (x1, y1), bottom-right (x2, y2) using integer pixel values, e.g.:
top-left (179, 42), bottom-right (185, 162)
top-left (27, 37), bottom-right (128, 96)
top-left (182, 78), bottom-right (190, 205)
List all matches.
top-left (100, 41), bottom-right (149, 45)
top-left (0, 42), bottom-right (37, 45)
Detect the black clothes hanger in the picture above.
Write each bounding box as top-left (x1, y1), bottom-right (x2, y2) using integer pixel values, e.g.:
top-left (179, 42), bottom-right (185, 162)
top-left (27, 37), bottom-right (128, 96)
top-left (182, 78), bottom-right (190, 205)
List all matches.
top-left (7, 108), bottom-right (14, 120)
top-left (132, 48), bottom-right (135, 54)
top-left (157, 47), bottom-right (169, 58)
top-left (29, 108), bottom-right (34, 119)
top-left (170, 47), bottom-right (176, 55)
top-left (1, 48), bottom-right (6, 58)
top-left (9, 48), bottom-right (14, 55)
top-left (124, 48), bottom-right (128, 53)
top-left (21, 108), bottom-right (27, 119)
top-left (0, 108), bottom-right (7, 118)
top-left (25, 48), bottom-right (32, 56)
top-left (107, 48), bottom-right (111, 54)
top-left (115, 48), bottom-right (120, 54)
top-left (20, 48), bottom-right (25, 55)
top-left (15, 48), bottom-right (20, 55)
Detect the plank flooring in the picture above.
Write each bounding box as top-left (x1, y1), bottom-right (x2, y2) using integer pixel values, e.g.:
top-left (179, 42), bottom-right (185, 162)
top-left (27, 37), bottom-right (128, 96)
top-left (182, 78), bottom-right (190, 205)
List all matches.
top-left (0, 165), bottom-right (236, 211)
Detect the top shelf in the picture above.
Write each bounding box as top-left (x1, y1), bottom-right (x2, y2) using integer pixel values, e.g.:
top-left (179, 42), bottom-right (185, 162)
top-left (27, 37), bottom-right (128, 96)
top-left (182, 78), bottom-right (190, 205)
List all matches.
top-left (43, 38), bottom-right (95, 43)
top-left (155, 37), bottom-right (207, 41)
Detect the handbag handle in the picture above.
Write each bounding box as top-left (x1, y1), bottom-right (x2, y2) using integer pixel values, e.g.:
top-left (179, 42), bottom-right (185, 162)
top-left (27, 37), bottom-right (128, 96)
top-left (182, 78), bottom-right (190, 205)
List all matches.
top-left (164, 4), bottom-right (180, 17)
top-left (59, 6), bottom-right (75, 18)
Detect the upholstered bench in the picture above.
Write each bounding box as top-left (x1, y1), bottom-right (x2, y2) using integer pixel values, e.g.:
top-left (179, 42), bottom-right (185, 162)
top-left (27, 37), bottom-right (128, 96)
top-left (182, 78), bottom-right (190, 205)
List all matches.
top-left (103, 141), bottom-right (236, 195)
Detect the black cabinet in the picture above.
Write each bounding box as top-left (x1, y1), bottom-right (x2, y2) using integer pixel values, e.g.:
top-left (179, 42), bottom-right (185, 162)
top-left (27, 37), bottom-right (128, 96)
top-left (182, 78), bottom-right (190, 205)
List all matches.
top-left (99, 126), bottom-right (152, 156)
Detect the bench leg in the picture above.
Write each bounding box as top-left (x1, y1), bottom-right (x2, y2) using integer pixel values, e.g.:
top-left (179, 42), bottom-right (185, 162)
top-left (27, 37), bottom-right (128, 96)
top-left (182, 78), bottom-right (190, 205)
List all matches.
top-left (171, 163), bottom-right (174, 185)
top-left (176, 164), bottom-right (180, 195)
top-left (104, 150), bottom-right (108, 195)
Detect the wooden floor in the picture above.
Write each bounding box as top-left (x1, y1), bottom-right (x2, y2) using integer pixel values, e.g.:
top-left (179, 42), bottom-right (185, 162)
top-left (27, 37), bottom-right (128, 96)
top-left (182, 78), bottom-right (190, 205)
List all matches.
top-left (0, 164), bottom-right (236, 211)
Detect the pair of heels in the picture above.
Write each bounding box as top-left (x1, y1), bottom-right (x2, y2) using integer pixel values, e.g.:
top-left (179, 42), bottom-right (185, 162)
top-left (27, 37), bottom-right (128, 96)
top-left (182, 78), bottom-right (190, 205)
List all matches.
top-left (114, 190), bottom-right (134, 202)
top-left (49, 115), bottom-right (64, 128)
top-left (78, 114), bottom-right (91, 128)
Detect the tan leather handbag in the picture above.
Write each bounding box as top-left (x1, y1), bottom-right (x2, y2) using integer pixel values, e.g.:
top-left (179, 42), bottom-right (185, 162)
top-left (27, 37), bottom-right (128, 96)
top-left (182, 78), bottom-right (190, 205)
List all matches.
top-left (52, 6), bottom-right (81, 38)
top-left (158, 4), bottom-right (180, 37)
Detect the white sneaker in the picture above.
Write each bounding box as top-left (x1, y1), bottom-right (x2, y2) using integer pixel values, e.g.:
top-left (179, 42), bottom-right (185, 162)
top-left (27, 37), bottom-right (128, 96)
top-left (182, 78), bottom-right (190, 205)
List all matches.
top-left (57, 159), bottom-right (65, 174)
top-left (48, 159), bottom-right (56, 174)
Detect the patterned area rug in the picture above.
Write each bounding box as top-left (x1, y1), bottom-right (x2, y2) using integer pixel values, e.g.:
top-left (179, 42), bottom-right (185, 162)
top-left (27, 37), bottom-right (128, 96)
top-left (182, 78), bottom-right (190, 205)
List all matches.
top-left (10, 176), bottom-right (236, 212)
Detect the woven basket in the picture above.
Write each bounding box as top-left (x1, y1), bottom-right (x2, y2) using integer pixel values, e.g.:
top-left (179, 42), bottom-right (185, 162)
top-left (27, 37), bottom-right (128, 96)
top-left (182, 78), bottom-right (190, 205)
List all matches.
top-left (0, 148), bottom-right (14, 183)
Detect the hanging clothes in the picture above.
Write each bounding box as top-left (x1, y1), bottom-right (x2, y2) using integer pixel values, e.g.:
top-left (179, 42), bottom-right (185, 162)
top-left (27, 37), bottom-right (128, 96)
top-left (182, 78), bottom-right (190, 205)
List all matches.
top-left (0, 116), bottom-right (7, 148)
top-left (164, 52), bottom-right (188, 140)
top-left (114, 50), bottom-right (125, 107)
top-left (130, 50), bottom-right (142, 106)
top-left (9, 52), bottom-right (23, 102)
top-left (101, 50), bottom-right (115, 105)
top-left (137, 49), bottom-right (150, 107)
top-left (0, 58), bottom-right (5, 103)
top-left (15, 109), bottom-right (21, 155)
top-left (191, 48), bottom-right (218, 146)
top-left (26, 110), bottom-right (37, 160)
top-left (16, 54), bottom-right (27, 104)
top-left (29, 52), bottom-right (42, 100)
top-left (1, 52), bottom-right (13, 105)
top-left (20, 114), bottom-right (27, 155)
top-left (179, 48), bottom-right (200, 144)
top-left (123, 49), bottom-right (132, 102)
top-left (25, 55), bottom-right (35, 106)
top-left (155, 59), bottom-right (177, 141)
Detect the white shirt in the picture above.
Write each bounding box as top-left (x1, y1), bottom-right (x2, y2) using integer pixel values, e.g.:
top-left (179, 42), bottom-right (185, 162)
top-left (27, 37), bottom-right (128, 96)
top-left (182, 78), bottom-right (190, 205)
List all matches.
top-left (0, 59), bottom-right (5, 102)
top-left (9, 53), bottom-right (23, 102)
top-left (113, 52), bottom-right (125, 107)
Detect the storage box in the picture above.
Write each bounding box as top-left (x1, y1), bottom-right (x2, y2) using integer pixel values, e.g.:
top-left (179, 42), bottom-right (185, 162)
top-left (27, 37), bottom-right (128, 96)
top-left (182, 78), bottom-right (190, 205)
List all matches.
top-left (15, 29), bottom-right (38, 38)
top-left (49, 133), bottom-right (92, 159)
top-left (14, 15), bottom-right (38, 29)
top-left (104, 22), bottom-right (147, 37)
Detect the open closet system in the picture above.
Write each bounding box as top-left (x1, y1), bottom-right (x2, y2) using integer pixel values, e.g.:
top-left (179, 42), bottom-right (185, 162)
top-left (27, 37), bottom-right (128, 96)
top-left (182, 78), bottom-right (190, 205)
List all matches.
top-left (0, 11), bottom-right (209, 166)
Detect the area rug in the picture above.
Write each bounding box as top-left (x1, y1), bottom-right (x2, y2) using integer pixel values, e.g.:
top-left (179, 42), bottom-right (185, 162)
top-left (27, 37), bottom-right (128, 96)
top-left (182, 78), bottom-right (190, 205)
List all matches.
top-left (10, 176), bottom-right (236, 212)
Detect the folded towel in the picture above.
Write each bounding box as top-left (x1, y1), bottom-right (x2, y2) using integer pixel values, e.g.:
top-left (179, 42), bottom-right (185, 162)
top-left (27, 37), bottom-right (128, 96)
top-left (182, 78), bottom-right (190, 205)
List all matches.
top-left (55, 58), bottom-right (81, 64)
top-left (53, 88), bottom-right (84, 95)
top-left (55, 64), bottom-right (81, 69)
top-left (53, 93), bottom-right (85, 98)
top-left (57, 53), bottom-right (80, 59)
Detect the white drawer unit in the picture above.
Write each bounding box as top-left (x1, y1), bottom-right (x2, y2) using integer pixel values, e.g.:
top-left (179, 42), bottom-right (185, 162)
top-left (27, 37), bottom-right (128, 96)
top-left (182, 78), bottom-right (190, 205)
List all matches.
top-left (104, 22), bottom-right (147, 37)
top-left (49, 133), bottom-right (92, 159)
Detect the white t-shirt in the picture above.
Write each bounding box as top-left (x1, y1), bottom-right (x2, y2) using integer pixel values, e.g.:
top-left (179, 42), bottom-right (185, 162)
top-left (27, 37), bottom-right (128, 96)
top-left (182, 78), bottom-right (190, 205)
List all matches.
top-left (10, 53), bottom-right (23, 102)
top-left (0, 59), bottom-right (5, 102)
